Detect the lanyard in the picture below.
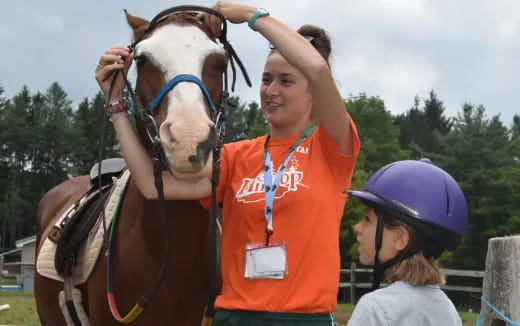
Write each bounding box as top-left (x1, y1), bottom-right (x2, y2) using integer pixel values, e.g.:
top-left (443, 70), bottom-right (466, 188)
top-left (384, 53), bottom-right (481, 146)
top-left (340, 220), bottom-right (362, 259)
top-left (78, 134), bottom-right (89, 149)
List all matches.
top-left (263, 125), bottom-right (315, 245)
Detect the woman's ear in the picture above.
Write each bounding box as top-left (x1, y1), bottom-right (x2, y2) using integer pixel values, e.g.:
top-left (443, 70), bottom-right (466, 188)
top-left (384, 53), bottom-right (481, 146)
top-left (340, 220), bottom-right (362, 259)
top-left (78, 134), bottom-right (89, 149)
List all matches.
top-left (393, 226), bottom-right (410, 252)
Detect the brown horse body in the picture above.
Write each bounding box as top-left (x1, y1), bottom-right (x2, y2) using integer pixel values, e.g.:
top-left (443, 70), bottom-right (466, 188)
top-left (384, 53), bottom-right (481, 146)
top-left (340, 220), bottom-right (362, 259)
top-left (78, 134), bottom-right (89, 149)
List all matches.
top-left (35, 9), bottom-right (229, 325)
top-left (35, 178), bottom-right (211, 325)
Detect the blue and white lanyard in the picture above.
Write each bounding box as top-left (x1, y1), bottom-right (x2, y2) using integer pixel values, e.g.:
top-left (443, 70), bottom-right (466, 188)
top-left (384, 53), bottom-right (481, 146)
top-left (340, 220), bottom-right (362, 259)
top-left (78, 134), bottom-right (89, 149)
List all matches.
top-left (263, 125), bottom-right (315, 245)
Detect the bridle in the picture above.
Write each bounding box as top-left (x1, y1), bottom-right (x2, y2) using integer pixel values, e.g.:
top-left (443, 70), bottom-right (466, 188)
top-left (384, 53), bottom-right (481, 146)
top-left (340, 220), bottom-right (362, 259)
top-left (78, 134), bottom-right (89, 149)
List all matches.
top-left (99, 5), bottom-right (251, 324)
top-left (123, 5), bottom-right (252, 174)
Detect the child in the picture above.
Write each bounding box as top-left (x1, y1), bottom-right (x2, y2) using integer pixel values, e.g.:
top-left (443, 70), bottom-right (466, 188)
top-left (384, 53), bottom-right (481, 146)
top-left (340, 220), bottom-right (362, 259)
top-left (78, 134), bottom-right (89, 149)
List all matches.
top-left (345, 158), bottom-right (467, 326)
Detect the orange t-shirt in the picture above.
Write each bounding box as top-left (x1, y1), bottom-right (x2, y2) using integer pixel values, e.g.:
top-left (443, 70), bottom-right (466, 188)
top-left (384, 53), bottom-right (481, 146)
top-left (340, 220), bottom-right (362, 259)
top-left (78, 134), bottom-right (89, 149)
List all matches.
top-left (201, 116), bottom-right (360, 313)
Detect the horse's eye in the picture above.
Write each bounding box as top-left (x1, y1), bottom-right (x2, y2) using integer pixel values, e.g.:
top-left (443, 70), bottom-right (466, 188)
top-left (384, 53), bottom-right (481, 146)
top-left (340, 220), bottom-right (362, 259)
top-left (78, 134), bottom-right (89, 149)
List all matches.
top-left (214, 59), bottom-right (227, 73)
top-left (135, 55), bottom-right (149, 66)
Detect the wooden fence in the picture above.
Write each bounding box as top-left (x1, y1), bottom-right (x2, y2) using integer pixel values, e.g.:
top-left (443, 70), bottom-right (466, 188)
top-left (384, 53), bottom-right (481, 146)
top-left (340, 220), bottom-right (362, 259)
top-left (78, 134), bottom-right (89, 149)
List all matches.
top-left (339, 262), bottom-right (485, 303)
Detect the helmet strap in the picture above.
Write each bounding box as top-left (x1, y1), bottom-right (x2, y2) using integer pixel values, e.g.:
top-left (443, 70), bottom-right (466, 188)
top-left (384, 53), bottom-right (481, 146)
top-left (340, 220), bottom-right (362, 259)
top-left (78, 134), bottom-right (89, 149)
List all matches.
top-left (372, 211), bottom-right (386, 290)
top-left (371, 211), bottom-right (421, 290)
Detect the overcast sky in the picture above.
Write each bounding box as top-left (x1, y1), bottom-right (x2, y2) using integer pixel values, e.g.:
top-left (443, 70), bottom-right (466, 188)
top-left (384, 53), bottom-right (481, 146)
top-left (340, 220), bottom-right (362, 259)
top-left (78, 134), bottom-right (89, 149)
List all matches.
top-left (1, 0), bottom-right (518, 125)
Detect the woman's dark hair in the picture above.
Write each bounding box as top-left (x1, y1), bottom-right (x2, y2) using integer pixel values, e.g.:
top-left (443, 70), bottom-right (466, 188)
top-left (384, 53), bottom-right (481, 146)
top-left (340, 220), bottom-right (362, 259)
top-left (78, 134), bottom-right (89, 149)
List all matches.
top-left (297, 24), bottom-right (331, 66)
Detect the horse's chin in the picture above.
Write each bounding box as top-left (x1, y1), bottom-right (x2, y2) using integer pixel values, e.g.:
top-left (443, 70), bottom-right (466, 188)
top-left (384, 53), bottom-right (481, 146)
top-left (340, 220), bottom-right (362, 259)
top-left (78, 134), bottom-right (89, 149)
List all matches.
top-left (171, 161), bottom-right (212, 181)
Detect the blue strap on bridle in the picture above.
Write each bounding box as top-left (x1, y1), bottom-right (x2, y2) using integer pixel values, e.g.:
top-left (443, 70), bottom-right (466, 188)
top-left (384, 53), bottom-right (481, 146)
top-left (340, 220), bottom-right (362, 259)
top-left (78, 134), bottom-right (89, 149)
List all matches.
top-left (149, 74), bottom-right (217, 113)
top-left (130, 74), bottom-right (217, 116)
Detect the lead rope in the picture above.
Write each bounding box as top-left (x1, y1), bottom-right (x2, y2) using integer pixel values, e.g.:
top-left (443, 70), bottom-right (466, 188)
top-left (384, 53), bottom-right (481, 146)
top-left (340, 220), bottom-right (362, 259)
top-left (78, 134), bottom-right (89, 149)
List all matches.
top-left (202, 93), bottom-right (227, 325)
top-left (104, 68), bottom-right (172, 325)
top-left (106, 155), bottom-right (168, 324)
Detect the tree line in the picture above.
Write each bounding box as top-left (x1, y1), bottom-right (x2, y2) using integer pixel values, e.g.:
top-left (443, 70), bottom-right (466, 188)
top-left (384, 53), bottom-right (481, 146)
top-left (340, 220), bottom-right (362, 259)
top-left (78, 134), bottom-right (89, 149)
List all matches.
top-left (0, 82), bottom-right (518, 272)
top-left (0, 82), bottom-right (119, 251)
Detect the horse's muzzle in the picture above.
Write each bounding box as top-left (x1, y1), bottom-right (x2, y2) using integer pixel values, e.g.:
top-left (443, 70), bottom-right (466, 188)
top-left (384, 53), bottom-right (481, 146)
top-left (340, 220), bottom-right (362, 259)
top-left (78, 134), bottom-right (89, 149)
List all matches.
top-left (189, 126), bottom-right (216, 168)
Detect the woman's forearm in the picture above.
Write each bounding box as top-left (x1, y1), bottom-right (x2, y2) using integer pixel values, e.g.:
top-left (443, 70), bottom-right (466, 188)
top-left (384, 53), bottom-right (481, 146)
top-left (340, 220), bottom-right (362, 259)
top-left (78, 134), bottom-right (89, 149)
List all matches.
top-left (255, 16), bottom-right (353, 155)
top-left (111, 112), bottom-right (157, 198)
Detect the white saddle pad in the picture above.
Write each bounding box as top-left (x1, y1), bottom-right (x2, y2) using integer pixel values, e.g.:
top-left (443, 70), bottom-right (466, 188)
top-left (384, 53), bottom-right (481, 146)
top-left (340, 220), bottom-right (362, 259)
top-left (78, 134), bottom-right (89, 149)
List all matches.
top-left (36, 170), bottom-right (130, 285)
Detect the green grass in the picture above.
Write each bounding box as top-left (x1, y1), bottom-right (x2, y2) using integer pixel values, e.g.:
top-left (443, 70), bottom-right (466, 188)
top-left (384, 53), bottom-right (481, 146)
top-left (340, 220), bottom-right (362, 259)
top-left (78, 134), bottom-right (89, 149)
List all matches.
top-left (1, 278), bottom-right (18, 286)
top-left (336, 303), bottom-right (356, 313)
top-left (460, 310), bottom-right (479, 323)
top-left (0, 292), bottom-right (40, 326)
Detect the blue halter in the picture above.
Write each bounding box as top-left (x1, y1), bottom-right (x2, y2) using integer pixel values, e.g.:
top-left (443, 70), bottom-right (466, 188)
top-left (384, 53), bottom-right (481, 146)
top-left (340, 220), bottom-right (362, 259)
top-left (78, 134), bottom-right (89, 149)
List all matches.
top-left (130, 74), bottom-right (217, 116)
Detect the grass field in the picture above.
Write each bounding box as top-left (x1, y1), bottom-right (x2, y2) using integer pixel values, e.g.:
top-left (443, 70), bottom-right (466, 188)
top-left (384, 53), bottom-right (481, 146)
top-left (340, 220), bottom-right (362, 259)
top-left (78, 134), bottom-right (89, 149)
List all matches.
top-left (0, 292), bottom-right (40, 326)
top-left (0, 293), bottom-right (478, 326)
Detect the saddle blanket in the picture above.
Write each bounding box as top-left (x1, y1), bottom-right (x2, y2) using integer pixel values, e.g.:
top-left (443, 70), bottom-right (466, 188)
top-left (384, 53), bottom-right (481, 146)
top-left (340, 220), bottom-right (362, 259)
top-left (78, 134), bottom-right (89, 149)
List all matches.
top-left (36, 170), bottom-right (131, 285)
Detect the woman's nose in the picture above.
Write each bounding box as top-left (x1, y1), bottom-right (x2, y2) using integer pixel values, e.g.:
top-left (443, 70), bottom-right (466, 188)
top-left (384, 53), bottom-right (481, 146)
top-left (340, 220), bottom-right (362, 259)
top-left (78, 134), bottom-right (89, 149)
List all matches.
top-left (265, 81), bottom-right (279, 96)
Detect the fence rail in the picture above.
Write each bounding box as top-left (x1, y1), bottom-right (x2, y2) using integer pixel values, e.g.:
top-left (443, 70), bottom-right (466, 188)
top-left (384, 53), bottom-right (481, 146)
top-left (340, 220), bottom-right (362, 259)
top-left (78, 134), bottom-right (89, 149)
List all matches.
top-left (339, 262), bottom-right (484, 303)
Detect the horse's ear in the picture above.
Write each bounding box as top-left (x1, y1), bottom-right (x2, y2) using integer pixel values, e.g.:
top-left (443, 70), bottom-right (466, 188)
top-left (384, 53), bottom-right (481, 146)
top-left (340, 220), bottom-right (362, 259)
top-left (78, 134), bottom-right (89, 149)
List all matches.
top-left (195, 14), bottom-right (219, 41)
top-left (124, 9), bottom-right (149, 38)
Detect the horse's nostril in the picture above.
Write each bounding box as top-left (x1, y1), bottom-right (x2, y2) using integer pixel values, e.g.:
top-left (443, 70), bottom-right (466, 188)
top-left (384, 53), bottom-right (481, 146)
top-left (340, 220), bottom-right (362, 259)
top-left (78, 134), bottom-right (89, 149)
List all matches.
top-left (188, 155), bottom-right (200, 164)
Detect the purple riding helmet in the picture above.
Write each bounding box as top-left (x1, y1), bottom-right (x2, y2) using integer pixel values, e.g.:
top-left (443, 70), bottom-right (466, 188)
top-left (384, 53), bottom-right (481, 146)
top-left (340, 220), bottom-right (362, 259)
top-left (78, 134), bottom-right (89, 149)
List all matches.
top-left (345, 158), bottom-right (468, 289)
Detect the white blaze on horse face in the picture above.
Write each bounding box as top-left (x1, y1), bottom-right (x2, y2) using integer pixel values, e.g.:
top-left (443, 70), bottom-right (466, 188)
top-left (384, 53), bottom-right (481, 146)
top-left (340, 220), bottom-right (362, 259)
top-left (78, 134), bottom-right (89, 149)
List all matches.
top-left (136, 23), bottom-right (224, 178)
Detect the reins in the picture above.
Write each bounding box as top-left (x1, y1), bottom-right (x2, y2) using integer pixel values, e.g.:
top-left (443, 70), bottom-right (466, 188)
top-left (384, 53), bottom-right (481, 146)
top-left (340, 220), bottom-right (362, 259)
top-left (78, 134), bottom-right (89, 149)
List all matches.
top-left (98, 6), bottom-right (251, 323)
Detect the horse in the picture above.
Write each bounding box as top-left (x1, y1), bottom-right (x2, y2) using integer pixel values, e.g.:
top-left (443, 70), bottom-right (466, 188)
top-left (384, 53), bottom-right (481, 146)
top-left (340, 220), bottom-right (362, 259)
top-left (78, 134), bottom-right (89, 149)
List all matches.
top-left (34, 7), bottom-right (249, 325)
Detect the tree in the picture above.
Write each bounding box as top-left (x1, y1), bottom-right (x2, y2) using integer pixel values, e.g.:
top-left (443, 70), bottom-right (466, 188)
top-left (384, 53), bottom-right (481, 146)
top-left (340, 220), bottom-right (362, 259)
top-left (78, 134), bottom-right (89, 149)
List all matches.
top-left (511, 115), bottom-right (520, 158)
top-left (41, 82), bottom-right (75, 185)
top-left (505, 114), bottom-right (520, 236)
top-left (341, 94), bottom-right (409, 264)
top-left (69, 92), bottom-right (120, 176)
top-left (0, 86), bottom-right (49, 249)
top-left (437, 104), bottom-right (518, 269)
top-left (345, 94), bottom-right (409, 172)
top-left (223, 96), bottom-right (268, 143)
top-left (395, 90), bottom-right (451, 157)
top-left (246, 101), bottom-right (268, 139)
top-left (0, 83), bottom-right (10, 251)
top-left (0, 84), bottom-right (7, 107)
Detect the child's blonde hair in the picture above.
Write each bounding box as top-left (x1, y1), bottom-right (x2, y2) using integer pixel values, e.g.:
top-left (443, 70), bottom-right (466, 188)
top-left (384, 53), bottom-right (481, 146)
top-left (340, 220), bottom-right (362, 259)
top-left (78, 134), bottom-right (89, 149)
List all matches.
top-left (383, 216), bottom-right (445, 286)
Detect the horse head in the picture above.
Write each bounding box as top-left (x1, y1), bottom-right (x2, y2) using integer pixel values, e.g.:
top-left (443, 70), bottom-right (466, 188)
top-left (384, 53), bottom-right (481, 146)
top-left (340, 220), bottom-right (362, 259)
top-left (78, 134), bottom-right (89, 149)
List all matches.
top-left (125, 10), bottom-right (227, 180)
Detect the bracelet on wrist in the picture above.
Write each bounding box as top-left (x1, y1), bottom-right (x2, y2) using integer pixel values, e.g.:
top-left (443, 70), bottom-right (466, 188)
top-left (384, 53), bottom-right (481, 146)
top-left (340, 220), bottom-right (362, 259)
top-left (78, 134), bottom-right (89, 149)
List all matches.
top-left (248, 8), bottom-right (269, 32)
top-left (106, 99), bottom-right (130, 116)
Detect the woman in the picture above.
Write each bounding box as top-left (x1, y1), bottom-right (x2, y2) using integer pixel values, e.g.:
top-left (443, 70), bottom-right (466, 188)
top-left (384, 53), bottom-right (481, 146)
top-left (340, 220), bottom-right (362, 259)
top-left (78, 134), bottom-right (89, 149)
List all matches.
top-left (346, 158), bottom-right (467, 326)
top-left (96, 2), bottom-right (360, 325)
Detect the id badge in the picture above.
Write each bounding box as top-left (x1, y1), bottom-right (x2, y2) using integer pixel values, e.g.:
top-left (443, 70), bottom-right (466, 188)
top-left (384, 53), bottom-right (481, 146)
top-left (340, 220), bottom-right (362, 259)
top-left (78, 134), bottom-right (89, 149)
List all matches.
top-left (244, 242), bottom-right (287, 279)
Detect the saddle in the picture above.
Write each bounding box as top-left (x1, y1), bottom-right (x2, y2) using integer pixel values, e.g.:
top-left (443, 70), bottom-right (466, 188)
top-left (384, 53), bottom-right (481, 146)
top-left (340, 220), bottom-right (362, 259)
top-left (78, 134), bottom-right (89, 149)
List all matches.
top-left (53, 158), bottom-right (127, 276)
top-left (37, 158), bottom-right (128, 283)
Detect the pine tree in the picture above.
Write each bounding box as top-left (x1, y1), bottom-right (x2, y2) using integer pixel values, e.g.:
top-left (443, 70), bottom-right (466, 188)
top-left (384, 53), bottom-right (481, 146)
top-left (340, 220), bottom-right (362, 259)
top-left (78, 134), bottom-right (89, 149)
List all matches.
top-left (247, 101), bottom-right (268, 139)
top-left (395, 90), bottom-right (451, 157)
top-left (438, 104), bottom-right (516, 269)
top-left (69, 92), bottom-right (120, 176)
top-left (42, 82), bottom-right (74, 185)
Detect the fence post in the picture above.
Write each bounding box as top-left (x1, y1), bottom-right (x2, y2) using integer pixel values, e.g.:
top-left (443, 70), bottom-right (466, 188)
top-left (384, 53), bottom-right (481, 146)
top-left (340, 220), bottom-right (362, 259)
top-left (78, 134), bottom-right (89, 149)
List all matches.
top-left (0, 255), bottom-right (3, 284)
top-left (350, 262), bottom-right (356, 303)
top-left (480, 235), bottom-right (520, 325)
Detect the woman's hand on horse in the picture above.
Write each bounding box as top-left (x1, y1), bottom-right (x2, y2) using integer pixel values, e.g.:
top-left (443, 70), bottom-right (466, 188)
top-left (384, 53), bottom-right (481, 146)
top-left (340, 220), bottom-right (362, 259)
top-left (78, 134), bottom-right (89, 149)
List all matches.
top-left (95, 46), bottom-right (134, 103)
top-left (199, 1), bottom-right (256, 37)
